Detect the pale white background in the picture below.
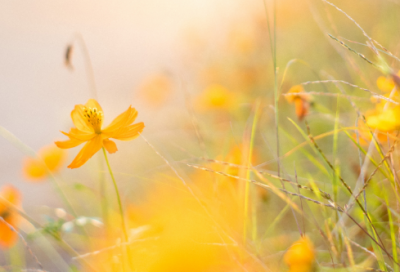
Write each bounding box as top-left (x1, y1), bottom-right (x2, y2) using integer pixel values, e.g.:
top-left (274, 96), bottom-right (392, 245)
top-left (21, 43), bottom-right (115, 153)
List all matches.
top-left (0, 0), bottom-right (256, 207)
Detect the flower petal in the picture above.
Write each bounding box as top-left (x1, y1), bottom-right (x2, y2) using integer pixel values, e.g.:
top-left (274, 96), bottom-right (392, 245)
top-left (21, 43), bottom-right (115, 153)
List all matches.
top-left (63, 128), bottom-right (96, 141)
top-left (22, 158), bottom-right (47, 180)
top-left (103, 139), bottom-right (118, 154)
top-left (377, 76), bottom-right (395, 93)
top-left (103, 106), bottom-right (138, 136)
top-left (0, 220), bottom-right (17, 248)
top-left (55, 136), bottom-right (85, 149)
top-left (111, 122), bottom-right (145, 141)
top-left (0, 185), bottom-right (20, 248)
top-left (0, 185), bottom-right (21, 206)
top-left (294, 98), bottom-right (309, 121)
top-left (366, 107), bottom-right (400, 132)
top-left (68, 135), bottom-right (103, 169)
top-left (71, 105), bottom-right (93, 133)
top-left (40, 145), bottom-right (66, 172)
top-left (85, 99), bottom-right (103, 113)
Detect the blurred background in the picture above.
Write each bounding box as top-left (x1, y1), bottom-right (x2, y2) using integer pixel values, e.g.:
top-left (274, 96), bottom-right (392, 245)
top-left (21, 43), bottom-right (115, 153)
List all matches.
top-left (2, 0), bottom-right (394, 202)
top-left (2, 0), bottom-right (400, 270)
top-left (2, 0), bottom-right (399, 204)
top-left (0, 0), bottom-right (258, 205)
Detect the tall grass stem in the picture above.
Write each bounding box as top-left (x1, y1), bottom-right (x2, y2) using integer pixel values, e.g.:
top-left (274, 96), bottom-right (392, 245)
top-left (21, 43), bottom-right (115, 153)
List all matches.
top-left (102, 147), bottom-right (128, 242)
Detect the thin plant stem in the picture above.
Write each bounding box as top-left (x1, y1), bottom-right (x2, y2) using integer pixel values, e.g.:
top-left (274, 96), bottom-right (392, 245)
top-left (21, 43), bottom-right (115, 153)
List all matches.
top-left (273, 0), bottom-right (279, 178)
top-left (243, 100), bottom-right (261, 242)
top-left (102, 147), bottom-right (132, 272)
top-left (262, 0), bottom-right (279, 176)
top-left (101, 147), bottom-right (129, 242)
top-left (74, 33), bottom-right (98, 99)
top-left (98, 156), bottom-right (109, 234)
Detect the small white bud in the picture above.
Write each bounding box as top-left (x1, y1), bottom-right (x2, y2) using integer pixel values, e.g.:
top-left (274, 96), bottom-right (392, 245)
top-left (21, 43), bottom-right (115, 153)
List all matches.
top-left (62, 222), bottom-right (74, 232)
top-left (55, 208), bottom-right (67, 219)
top-left (90, 219), bottom-right (103, 228)
top-left (76, 217), bottom-right (88, 226)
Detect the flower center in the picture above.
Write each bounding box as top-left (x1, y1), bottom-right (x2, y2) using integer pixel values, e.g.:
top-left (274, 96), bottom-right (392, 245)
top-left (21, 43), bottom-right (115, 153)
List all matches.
top-left (83, 107), bottom-right (103, 133)
top-left (0, 209), bottom-right (10, 220)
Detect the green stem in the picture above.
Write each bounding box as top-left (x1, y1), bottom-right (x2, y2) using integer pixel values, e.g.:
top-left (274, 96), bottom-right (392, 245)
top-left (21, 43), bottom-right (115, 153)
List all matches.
top-left (98, 156), bottom-right (109, 234)
top-left (243, 100), bottom-right (261, 242)
top-left (102, 147), bottom-right (128, 242)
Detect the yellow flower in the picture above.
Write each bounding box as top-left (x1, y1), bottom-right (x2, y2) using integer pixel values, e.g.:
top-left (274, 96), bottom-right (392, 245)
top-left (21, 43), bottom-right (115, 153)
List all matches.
top-left (0, 185), bottom-right (21, 248)
top-left (366, 106), bottom-right (400, 132)
top-left (197, 84), bottom-right (236, 111)
top-left (284, 236), bottom-right (315, 272)
top-left (377, 76), bottom-right (395, 92)
top-left (377, 71), bottom-right (400, 92)
top-left (55, 99), bottom-right (144, 169)
top-left (22, 144), bottom-right (66, 181)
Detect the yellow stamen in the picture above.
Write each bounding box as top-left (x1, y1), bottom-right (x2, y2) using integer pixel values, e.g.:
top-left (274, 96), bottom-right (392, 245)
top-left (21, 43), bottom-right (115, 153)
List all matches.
top-left (83, 107), bottom-right (103, 133)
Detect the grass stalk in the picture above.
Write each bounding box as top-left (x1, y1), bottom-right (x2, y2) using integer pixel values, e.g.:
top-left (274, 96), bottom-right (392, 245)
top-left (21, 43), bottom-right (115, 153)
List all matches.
top-left (243, 100), bottom-right (261, 242)
top-left (386, 195), bottom-right (399, 272)
top-left (101, 147), bottom-right (128, 242)
top-left (102, 147), bottom-right (132, 271)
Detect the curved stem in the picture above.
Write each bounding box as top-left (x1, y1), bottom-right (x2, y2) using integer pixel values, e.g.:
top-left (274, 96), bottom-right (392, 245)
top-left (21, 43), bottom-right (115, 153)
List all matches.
top-left (75, 33), bottom-right (98, 99)
top-left (102, 147), bottom-right (128, 242)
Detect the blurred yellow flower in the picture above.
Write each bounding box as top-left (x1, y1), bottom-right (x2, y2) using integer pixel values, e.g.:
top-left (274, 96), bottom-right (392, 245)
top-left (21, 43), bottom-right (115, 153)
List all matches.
top-left (356, 103), bottom-right (398, 144)
top-left (285, 85), bottom-right (304, 102)
top-left (197, 84), bottom-right (236, 111)
top-left (22, 144), bottom-right (66, 181)
top-left (285, 85), bottom-right (311, 121)
top-left (284, 236), bottom-right (315, 272)
top-left (377, 71), bottom-right (400, 92)
top-left (366, 106), bottom-right (400, 132)
top-left (138, 73), bottom-right (173, 108)
top-left (85, 179), bottom-right (266, 272)
top-left (55, 99), bottom-right (144, 169)
top-left (377, 76), bottom-right (395, 92)
top-left (0, 185), bottom-right (21, 248)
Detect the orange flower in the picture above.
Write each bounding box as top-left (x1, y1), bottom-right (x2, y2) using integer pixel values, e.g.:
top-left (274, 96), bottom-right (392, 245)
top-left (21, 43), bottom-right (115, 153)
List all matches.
top-left (22, 144), bottom-right (66, 181)
top-left (55, 99), bottom-right (144, 169)
top-left (0, 185), bottom-right (21, 248)
top-left (284, 236), bottom-right (315, 272)
top-left (285, 85), bottom-right (311, 121)
top-left (294, 99), bottom-right (310, 121)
